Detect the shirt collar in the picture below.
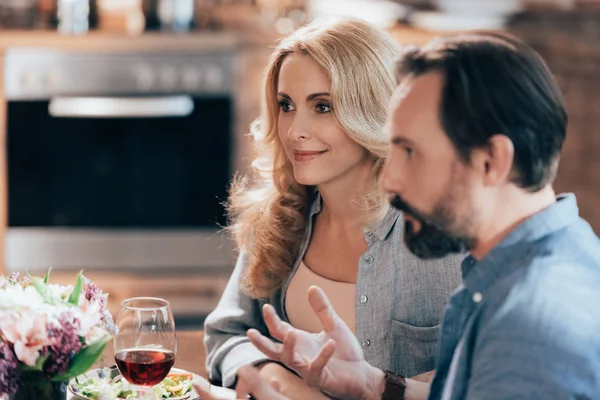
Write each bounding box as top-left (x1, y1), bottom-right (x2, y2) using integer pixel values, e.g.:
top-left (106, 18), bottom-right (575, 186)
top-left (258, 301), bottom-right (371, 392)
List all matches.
top-left (462, 193), bottom-right (580, 291)
top-left (372, 206), bottom-right (401, 241)
top-left (308, 190), bottom-right (400, 242)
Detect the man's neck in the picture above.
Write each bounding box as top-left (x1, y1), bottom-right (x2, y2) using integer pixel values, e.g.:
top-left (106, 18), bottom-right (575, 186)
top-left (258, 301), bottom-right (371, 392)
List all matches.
top-left (470, 185), bottom-right (557, 260)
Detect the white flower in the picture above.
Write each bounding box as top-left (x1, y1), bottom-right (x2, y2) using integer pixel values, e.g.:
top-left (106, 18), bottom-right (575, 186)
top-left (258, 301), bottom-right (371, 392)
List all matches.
top-left (0, 284), bottom-right (45, 311)
top-left (46, 283), bottom-right (75, 303)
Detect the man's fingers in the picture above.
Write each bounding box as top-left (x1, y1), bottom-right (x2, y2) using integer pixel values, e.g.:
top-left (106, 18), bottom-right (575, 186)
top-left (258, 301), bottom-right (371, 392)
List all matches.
top-left (192, 386), bottom-right (218, 400)
top-left (308, 286), bottom-right (344, 333)
top-left (305, 338), bottom-right (336, 385)
top-left (280, 329), bottom-right (298, 367)
top-left (247, 329), bottom-right (284, 361)
top-left (192, 377), bottom-right (219, 400)
top-left (237, 365), bottom-right (288, 400)
top-left (262, 304), bottom-right (291, 342)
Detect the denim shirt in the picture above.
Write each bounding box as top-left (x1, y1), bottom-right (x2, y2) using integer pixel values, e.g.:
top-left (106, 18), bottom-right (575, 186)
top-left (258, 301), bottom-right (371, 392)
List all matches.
top-left (204, 192), bottom-right (463, 387)
top-left (430, 194), bottom-right (600, 400)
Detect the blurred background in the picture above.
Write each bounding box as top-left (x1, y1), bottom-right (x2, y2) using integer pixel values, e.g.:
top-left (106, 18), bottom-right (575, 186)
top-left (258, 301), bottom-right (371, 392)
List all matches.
top-left (0, 0), bottom-right (598, 329)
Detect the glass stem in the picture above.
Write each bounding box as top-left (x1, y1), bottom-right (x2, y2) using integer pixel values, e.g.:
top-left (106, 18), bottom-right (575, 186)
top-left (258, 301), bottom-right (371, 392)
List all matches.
top-left (137, 386), bottom-right (155, 400)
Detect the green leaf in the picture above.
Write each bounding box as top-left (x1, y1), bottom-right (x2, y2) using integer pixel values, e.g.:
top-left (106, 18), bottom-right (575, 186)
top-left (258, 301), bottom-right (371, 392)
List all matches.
top-left (51, 335), bottom-right (112, 381)
top-left (43, 267), bottom-right (52, 284)
top-left (67, 270), bottom-right (84, 305)
top-left (19, 354), bottom-right (50, 372)
top-left (27, 272), bottom-right (54, 305)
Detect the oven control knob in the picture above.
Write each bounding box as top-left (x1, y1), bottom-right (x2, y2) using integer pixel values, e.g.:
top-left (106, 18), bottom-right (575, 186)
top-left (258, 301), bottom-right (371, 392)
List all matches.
top-left (135, 65), bottom-right (156, 91)
top-left (204, 65), bottom-right (225, 91)
top-left (43, 69), bottom-right (61, 90)
top-left (20, 71), bottom-right (36, 90)
top-left (182, 66), bottom-right (202, 91)
top-left (159, 66), bottom-right (177, 90)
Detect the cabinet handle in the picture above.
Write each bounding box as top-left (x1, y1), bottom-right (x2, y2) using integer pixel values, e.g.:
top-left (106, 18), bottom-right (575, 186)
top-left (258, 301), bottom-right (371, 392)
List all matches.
top-left (49, 95), bottom-right (194, 118)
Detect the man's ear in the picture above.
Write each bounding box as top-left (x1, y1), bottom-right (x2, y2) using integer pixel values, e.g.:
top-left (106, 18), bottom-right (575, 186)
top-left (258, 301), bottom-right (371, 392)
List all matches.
top-left (470, 134), bottom-right (514, 187)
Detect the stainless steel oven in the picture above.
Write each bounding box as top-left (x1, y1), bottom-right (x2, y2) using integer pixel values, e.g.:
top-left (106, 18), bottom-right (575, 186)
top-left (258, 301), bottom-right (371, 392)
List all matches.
top-left (2, 47), bottom-right (236, 273)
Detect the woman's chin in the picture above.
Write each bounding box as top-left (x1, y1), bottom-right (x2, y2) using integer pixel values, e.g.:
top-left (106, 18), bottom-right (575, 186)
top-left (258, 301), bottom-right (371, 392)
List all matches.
top-left (293, 170), bottom-right (326, 187)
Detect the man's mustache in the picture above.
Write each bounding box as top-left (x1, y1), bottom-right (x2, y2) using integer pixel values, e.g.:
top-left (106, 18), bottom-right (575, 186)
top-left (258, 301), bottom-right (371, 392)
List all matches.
top-left (389, 193), bottom-right (475, 258)
top-left (389, 194), bottom-right (430, 225)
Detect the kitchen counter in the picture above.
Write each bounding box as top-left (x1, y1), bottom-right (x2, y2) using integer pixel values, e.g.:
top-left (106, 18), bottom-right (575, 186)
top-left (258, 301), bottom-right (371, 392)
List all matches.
top-left (0, 24), bottom-right (440, 53)
top-left (48, 270), bottom-right (230, 322)
top-left (0, 30), bottom-right (241, 53)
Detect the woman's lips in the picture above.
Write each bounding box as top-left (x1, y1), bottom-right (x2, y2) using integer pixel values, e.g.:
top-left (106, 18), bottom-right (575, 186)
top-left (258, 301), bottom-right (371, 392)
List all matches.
top-left (293, 150), bottom-right (327, 162)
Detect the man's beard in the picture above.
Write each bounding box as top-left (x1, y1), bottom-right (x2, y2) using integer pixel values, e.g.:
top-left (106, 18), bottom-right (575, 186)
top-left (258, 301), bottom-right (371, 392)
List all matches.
top-left (390, 194), bottom-right (476, 259)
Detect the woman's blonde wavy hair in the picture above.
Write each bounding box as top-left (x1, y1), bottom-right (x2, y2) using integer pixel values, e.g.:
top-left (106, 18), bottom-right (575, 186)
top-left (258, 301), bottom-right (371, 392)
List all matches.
top-left (228, 18), bottom-right (400, 298)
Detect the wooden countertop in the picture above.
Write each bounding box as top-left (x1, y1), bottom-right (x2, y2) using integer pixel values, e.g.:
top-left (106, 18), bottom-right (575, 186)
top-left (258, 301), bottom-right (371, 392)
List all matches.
top-left (0, 30), bottom-right (241, 53)
top-left (0, 24), bottom-right (440, 54)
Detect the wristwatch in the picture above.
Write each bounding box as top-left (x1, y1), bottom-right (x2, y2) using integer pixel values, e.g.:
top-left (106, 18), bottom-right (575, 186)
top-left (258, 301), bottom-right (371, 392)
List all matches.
top-left (382, 370), bottom-right (407, 400)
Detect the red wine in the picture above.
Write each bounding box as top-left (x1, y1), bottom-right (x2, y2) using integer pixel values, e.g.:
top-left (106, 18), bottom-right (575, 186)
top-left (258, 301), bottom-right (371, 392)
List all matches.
top-left (115, 349), bottom-right (175, 386)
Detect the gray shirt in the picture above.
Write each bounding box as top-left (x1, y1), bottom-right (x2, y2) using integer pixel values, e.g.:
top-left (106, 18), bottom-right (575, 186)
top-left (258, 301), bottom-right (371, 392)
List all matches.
top-left (429, 194), bottom-right (600, 399)
top-left (204, 192), bottom-right (463, 387)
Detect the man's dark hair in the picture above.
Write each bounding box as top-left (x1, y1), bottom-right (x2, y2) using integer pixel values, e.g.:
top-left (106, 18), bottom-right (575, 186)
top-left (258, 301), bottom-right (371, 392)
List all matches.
top-left (396, 31), bottom-right (567, 192)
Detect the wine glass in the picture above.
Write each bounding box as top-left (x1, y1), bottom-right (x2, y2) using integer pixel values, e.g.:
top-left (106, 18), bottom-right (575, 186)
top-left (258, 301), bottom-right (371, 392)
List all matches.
top-left (114, 297), bottom-right (177, 399)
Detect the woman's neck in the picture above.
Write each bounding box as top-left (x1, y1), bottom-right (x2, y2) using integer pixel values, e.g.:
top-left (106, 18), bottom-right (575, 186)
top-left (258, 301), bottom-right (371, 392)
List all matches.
top-left (316, 163), bottom-right (376, 228)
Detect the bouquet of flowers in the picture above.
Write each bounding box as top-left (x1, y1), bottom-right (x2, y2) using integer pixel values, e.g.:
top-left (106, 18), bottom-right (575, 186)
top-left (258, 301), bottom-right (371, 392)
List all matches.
top-left (0, 269), bottom-right (116, 400)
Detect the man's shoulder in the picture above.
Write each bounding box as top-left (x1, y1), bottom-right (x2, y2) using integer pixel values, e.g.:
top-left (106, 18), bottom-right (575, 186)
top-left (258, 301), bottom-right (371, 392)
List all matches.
top-left (472, 256), bottom-right (600, 394)
top-left (480, 236), bottom-right (600, 346)
top-left (542, 217), bottom-right (600, 263)
top-left (489, 218), bottom-right (600, 297)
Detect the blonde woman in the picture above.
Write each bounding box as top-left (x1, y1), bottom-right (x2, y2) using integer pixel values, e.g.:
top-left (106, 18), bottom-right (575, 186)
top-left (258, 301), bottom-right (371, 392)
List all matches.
top-left (204, 18), bottom-right (462, 398)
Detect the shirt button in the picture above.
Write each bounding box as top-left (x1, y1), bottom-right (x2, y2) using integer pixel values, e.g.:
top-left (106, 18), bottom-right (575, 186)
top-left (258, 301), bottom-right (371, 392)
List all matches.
top-left (364, 255), bottom-right (374, 264)
top-left (360, 295), bottom-right (368, 304)
top-left (362, 339), bottom-right (371, 347)
top-left (472, 292), bottom-right (483, 303)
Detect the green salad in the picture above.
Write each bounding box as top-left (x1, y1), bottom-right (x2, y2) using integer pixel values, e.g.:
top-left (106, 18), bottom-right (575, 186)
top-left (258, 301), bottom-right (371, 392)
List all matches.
top-left (153, 373), bottom-right (194, 398)
top-left (71, 375), bottom-right (135, 400)
top-left (70, 370), bottom-right (194, 400)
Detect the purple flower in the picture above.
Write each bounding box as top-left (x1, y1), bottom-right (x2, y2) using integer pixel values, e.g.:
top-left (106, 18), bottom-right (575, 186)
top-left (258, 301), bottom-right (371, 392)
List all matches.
top-left (85, 283), bottom-right (107, 308)
top-left (84, 282), bottom-right (115, 333)
top-left (0, 341), bottom-right (20, 395)
top-left (44, 313), bottom-right (83, 378)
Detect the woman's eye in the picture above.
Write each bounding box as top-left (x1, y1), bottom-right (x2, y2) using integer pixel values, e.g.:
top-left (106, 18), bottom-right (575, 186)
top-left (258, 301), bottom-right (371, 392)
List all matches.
top-left (279, 101), bottom-right (293, 112)
top-left (315, 103), bottom-right (331, 113)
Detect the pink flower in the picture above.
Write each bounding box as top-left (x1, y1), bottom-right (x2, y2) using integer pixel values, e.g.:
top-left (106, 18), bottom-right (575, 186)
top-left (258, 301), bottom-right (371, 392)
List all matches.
top-left (0, 309), bottom-right (48, 367)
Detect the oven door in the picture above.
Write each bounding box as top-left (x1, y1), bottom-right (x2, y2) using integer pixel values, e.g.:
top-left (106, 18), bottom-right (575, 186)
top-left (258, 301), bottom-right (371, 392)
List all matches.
top-left (6, 95), bottom-right (234, 272)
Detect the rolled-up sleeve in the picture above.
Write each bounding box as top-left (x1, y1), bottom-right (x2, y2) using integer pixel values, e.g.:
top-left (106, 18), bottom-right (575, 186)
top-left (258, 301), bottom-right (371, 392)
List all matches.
top-left (203, 251), bottom-right (272, 387)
